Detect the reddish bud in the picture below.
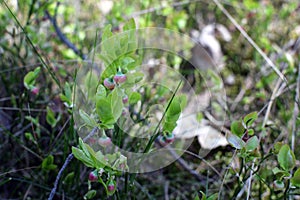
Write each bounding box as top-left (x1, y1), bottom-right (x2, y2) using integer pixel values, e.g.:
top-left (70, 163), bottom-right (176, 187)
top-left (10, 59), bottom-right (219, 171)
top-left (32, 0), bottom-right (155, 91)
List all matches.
top-left (113, 72), bottom-right (127, 84)
top-left (103, 78), bottom-right (115, 90)
top-left (122, 95), bottom-right (128, 104)
top-left (98, 136), bottom-right (112, 147)
top-left (31, 87), bottom-right (39, 95)
top-left (158, 133), bottom-right (175, 146)
top-left (165, 133), bottom-right (175, 143)
top-left (107, 182), bottom-right (115, 192)
top-left (88, 170), bottom-right (98, 182)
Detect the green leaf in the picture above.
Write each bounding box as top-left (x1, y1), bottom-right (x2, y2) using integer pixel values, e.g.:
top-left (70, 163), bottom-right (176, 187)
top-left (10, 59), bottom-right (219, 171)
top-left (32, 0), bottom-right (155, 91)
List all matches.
top-left (120, 35), bottom-right (129, 53)
top-left (96, 88), bottom-right (124, 127)
top-left (79, 109), bottom-right (97, 127)
top-left (291, 168), bottom-right (300, 187)
top-left (100, 64), bottom-right (117, 81)
top-left (96, 98), bottom-right (115, 126)
top-left (199, 191), bottom-right (206, 200)
top-left (163, 96), bottom-right (183, 133)
top-left (178, 94), bottom-right (187, 110)
top-left (247, 129), bottom-right (254, 136)
top-left (102, 24), bottom-right (113, 42)
top-left (226, 132), bottom-right (245, 149)
top-left (63, 172), bottom-right (74, 185)
top-left (95, 151), bottom-right (109, 167)
top-left (123, 18), bottom-right (136, 31)
top-left (245, 136), bottom-right (259, 152)
top-left (230, 120), bottom-right (245, 137)
top-left (46, 107), bottom-right (57, 128)
top-left (79, 138), bottom-right (91, 158)
top-left (129, 92), bottom-right (141, 104)
top-left (42, 155), bottom-right (57, 171)
top-left (121, 72), bottom-right (144, 88)
top-left (84, 143), bottom-right (107, 169)
top-left (72, 146), bottom-right (94, 168)
top-left (60, 82), bottom-right (73, 107)
top-left (278, 144), bottom-right (295, 171)
top-left (84, 190), bottom-right (97, 200)
top-left (64, 82), bottom-right (72, 100)
top-left (272, 167), bottom-right (284, 175)
top-left (84, 71), bottom-right (98, 99)
top-left (84, 143), bottom-right (97, 163)
top-left (207, 193), bottom-right (218, 200)
top-left (96, 84), bottom-right (107, 100)
top-left (25, 132), bottom-right (35, 143)
top-left (24, 67), bottom-right (41, 90)
top-left (194, 195), bottom-right (200, 200)
top-left (243, 111), bottom-right (258, 127)
top-left (272, 167), bottom-right (290, 180)
top-left (60, 94), bottom-right (71, 106)
top-left (121, 57), bottom-right (135, 68)
top-left (111, 88), bottom-right (124, 121)
top-left (274, 142), bottom-right (283, 154)
top-left (244, 0), bottom-right (259, 10)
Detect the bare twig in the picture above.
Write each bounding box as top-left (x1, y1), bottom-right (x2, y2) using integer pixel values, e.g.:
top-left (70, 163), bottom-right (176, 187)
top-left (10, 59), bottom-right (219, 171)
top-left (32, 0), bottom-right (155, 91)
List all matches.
top-left (166, 146), bottom-right (207, 182)
top-left (48, 153), bottom-right (74, 200)
top-left (168, 146), bottom-right (223, 181)
top-left (164, 180), bottom-right (170, 200)
top-left (261, 78), bottom-right (283, 133)
top-left (48, 127), bottom-right (98, 200)
top-left (246, 162), bottom-right (255, 200)
top-left (44, 3), bottom-right (86, 60)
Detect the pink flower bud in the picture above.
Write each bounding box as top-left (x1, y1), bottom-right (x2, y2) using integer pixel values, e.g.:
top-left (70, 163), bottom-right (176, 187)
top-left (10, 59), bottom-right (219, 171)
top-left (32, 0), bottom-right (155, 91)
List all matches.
top-left (113, 72), bottom-right (127, 84)
top-left (88, 170), bottom-right (98, 182)
top-left (165, 133), bottom-right (175, 143)
top-left (98, 136), bottom-right (112, 147)
top-left (107, 182), bottom-right (115, 192)
top-left (103, 78), bottom-right (115, 90)
top-left (31, 87), bottom-right (39, 95)
top-left (122, 95), bottom-right (128, 104)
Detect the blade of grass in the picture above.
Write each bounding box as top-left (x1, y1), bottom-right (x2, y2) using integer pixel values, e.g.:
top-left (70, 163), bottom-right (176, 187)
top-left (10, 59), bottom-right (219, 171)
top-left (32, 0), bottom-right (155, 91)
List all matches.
top-left (129, 80), bottom-right (182, 183)
top-left (143, 79), bottom-right (183, 153)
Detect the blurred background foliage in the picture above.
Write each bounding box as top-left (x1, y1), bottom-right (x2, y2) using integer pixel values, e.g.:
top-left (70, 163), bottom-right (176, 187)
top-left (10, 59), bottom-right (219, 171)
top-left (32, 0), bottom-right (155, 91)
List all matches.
top-left (0, 0), bottom-right (300, 199)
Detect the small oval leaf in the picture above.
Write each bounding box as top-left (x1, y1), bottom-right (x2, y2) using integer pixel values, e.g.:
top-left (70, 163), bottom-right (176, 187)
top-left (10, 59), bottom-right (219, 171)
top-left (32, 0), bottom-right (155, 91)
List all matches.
top-left (278, 144), bottom-right (295, 171)
top-left (243, 111), bottom-right (258, 127)
top-left (245, 136), bottom-right (259, 152)
top-left (226, 133), bottom-right (245, 149)
top-left (230, 121), bottom-right (245, 137)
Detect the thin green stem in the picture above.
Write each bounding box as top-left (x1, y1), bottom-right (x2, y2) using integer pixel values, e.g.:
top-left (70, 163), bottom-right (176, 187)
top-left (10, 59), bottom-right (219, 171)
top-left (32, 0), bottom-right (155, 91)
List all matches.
top-left (143, 80), bottom-right (182, 153)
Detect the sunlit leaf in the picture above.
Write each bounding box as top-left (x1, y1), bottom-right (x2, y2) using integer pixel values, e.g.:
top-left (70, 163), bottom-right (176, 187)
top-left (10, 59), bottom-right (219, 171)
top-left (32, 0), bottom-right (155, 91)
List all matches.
top-left (226, 132), bottom-right (245, 149)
